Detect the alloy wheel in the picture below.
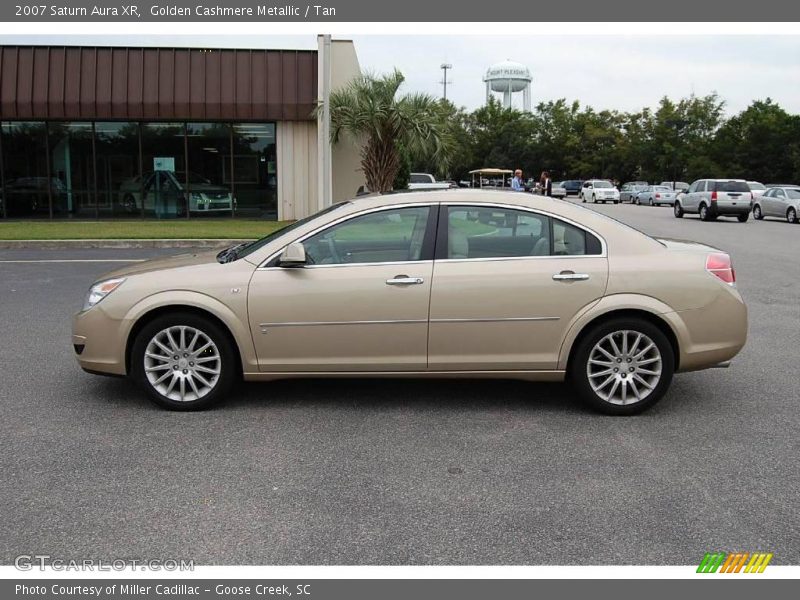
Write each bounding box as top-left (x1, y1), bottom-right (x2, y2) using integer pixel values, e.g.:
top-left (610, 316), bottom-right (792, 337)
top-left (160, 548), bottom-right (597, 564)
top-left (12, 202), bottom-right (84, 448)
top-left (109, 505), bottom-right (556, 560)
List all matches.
top-left (144, 325), bottom-right (221, 402)
top-left (788, 208), bottom-right (797, 224)
top-left (586, 330), bottom-right (662, 406)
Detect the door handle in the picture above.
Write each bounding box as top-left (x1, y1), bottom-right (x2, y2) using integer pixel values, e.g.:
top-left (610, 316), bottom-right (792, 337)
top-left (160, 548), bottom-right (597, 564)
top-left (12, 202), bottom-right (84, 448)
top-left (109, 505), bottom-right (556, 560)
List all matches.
top-left (552, 271), bottom-right (590, 281)
top-left (386, 275), bottom-right (424, 286)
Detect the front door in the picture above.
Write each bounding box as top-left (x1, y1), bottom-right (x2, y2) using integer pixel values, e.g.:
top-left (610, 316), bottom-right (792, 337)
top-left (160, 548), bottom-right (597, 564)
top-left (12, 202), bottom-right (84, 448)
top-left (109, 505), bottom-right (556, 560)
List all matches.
top-left (428, 205), bottom-right (609, 371)
top-left (247, 204), bottom-right (435, 372)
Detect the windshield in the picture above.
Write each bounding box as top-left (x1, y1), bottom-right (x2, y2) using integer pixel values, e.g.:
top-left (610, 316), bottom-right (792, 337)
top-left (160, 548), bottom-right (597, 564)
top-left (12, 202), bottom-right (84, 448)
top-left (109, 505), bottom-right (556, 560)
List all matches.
top-left (593, 181), bottom-right (613, 189)
top-left (233, 201), bottom-right (351, 261)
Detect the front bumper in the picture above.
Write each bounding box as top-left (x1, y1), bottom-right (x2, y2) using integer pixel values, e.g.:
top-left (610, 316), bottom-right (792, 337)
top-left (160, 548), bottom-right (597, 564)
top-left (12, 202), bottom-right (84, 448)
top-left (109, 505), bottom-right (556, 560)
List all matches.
top-left (72, 306), bottom-right (128, 376)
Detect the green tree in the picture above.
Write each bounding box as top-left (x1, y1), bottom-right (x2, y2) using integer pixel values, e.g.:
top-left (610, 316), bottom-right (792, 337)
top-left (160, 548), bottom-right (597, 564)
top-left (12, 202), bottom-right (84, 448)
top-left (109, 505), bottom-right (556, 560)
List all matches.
top-left (327, 69), bottom-right (450, 192)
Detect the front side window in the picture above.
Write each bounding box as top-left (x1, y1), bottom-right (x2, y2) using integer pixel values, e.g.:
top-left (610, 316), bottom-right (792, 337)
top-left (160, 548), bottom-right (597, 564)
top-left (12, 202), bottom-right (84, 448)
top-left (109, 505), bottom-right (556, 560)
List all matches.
top-left (303, 206), bottom-right (431, 265)
top-left (688, 181), bottom-right (699, 193)
top-left (445, 206), bottom-right (602, 259)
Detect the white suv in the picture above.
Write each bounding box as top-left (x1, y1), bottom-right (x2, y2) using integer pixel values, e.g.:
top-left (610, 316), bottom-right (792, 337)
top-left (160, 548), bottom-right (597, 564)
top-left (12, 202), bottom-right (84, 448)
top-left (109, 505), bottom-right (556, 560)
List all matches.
top-left (674, 179), bottom-right (753, 222)
top-left (580, 180), bottom-right (620, 204)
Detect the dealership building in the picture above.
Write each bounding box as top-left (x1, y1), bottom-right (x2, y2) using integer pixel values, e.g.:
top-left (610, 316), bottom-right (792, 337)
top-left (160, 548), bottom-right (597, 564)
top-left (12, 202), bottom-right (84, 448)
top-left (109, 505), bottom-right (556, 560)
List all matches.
top-left (0, 36), bottom-right (363, 220)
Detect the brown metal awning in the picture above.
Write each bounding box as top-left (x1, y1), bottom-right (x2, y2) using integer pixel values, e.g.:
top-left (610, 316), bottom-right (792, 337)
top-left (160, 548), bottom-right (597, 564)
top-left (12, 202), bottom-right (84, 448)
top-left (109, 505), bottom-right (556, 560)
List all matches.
top-left (0, 45), bottom-right (318, 121)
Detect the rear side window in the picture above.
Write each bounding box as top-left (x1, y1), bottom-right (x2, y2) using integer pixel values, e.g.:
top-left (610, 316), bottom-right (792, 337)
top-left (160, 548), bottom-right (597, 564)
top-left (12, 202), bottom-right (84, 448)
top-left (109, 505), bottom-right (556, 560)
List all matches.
top-left (444, 206), bottom-right (602, 259)
top-left (714, 181), bottom-right (750, 193)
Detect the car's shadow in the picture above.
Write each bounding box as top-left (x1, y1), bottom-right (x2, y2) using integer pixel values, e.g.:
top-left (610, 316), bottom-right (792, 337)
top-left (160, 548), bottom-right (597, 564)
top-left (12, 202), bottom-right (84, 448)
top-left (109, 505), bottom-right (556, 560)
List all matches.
top-left (86, 375), bottom-right (699, 416)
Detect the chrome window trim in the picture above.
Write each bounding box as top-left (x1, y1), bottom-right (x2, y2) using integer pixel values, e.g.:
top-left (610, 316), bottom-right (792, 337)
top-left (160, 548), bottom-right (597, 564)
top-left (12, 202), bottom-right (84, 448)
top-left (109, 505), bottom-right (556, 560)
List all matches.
top-left (257, 202), bottom-right (436, 270)
top-left (440, 201), bottom-right (608, 259)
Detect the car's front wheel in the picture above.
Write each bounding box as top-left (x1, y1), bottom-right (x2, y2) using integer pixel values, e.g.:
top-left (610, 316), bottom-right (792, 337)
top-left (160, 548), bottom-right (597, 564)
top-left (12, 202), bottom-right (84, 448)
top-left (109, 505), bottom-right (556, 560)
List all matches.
top-left (787, 208), bottom-right (798, 224)
top-left (570, 319), bottom-right (675, 415)
top-left (131, 313), bottom-right (237, 410)
top-left (753, 204), bottom-right (763, 220)
top-left (673, 202), bottom-right (683, 218)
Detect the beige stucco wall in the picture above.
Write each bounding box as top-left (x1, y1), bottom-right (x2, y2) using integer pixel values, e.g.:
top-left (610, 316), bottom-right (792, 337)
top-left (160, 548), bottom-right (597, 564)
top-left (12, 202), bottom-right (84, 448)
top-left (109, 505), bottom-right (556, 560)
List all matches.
top-left (278, 37), bottom-right (365, 221)
top-left (329, 39), bottom-right (365, 203)
top-left (276, 121), bottom-right (318, 221)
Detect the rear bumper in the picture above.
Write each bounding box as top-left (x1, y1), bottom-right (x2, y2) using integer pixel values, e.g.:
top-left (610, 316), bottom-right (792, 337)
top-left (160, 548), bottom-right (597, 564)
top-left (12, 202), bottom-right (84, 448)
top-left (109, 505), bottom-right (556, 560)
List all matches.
top-left (709, 202), bottom-right (751, 216)
top-left (670, 285), bottom-right (748, 372)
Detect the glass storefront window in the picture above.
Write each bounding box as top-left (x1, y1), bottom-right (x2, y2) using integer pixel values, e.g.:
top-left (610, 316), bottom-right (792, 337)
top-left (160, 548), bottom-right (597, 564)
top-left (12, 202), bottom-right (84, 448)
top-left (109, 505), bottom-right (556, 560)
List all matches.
top-left (231, 123), bottom-right (277, 219)
top-left (1, 121), bottom-right (50, 218)
top-left (48, 122), bottom-right (96, 217)
top-left (186, 123), bottom-right (234, 217)
top-left (1, 120), bottom-right (278, 221)
top-left (94, 122), bottom-right (141, 218)
top-left (141, 123), bottom-right (187, 218)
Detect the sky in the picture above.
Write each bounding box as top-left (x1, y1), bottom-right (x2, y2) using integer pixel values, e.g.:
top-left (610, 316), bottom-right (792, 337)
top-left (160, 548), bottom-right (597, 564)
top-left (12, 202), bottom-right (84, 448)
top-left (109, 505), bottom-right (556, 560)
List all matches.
top-left (2, 34), bottom-right (798, 115)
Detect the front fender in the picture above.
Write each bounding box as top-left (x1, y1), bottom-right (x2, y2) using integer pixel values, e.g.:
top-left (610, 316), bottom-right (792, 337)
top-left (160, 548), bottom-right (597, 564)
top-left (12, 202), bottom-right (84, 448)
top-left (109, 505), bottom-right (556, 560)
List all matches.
top-left (121, 290), bottom-right (259, 373)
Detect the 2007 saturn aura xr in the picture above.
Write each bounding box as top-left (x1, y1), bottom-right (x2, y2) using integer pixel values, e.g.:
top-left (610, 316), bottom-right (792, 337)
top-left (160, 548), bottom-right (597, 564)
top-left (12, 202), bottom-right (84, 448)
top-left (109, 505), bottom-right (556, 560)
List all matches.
top-left (73, 190), bottom-right (747, 415)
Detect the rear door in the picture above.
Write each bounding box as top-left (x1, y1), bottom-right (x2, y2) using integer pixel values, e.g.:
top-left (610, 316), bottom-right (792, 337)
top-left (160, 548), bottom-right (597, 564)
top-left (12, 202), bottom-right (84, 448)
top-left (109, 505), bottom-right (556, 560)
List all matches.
top-left (427, 204), bottom-right (608, 371)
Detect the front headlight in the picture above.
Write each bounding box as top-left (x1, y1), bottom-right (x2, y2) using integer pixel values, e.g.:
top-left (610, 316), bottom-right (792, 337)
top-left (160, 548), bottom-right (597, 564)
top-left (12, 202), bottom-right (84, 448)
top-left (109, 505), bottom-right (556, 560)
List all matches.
top-left (83, 278), bottom-right (126, 311)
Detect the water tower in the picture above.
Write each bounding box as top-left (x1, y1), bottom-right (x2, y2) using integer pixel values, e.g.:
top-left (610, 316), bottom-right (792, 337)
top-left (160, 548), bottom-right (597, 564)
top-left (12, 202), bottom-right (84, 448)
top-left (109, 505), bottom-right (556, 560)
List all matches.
top-left (484, 60), bottom-right (532, 111)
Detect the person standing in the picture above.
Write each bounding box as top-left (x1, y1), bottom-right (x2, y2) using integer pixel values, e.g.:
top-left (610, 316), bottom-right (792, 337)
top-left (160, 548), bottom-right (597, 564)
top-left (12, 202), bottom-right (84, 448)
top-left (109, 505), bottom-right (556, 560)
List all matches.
top-left (511, 169), bottom-right (525, 192)
top-left (540, 170), bottom-right (553, 197)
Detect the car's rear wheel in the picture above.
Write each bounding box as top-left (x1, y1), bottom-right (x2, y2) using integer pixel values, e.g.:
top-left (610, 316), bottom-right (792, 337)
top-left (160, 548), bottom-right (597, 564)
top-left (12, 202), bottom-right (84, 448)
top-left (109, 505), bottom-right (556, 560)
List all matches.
top-left (131, 313), bottom-right (236, 410)
top-left (649, 197), bottom-right (654, 206)
top-left (570, 319), bottom-right (675, 415)
top-left (753, 204), bottom-right (763, 220)
top-left (673, 202), bottom-right (683, 218)
top-left (699, 204), bottom-right (712, 221)
top-left (787, 208), bottom-right (798, 224)
top-left (737, 213), bottom-right (749, 223)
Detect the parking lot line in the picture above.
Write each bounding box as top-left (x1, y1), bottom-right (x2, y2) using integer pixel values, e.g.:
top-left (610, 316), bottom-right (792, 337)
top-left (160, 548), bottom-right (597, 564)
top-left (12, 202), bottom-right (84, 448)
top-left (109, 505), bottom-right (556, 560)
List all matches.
top-left (0, 259), bottom-right (147, 263)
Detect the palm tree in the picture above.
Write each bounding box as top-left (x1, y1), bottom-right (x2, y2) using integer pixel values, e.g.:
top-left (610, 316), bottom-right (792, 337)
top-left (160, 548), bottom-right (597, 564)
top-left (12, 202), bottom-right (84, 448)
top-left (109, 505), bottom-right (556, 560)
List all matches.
top-left (326, 69), bottom-right (450, 193)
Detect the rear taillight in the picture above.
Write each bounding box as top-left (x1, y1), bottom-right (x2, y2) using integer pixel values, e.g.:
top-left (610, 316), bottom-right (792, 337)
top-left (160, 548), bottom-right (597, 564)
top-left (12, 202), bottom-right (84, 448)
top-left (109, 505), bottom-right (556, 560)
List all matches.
top-left (655, 193), bottom-right (661, 199)
top-left (711, 191), bottom-right (718, 201)
top-left (706, 253), bottom-right (735, 285)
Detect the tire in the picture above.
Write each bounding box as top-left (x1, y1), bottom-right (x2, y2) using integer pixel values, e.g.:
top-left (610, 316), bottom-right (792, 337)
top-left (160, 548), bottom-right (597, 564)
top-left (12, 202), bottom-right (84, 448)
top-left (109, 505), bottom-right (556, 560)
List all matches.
top-left (788, 208), bottom-right (798, 224)
top-left (699, 204), bottom-right (711, 221)
top-left (570, 318), bottom-right (675, 416)
top-left (613, 200), bottom-right (619, 204)
top-left (753, 204), bottom-right (763, 220)
top-left (648, 197), bottom-right (654, 207)
top-left (737, 213), bottom-right (749, 223)
top-left (592, 195), bottom-right (596, 203)
top-left (674, 202), bottom-right (684, 218)
top-left (122, 195), bottom-right (137, 214)
top-left (131, 312), bottom-right (237, 410)
top-left (582, 194), bottom-right (586, 203)
top-left (635, 197), bottom-right (640, 205)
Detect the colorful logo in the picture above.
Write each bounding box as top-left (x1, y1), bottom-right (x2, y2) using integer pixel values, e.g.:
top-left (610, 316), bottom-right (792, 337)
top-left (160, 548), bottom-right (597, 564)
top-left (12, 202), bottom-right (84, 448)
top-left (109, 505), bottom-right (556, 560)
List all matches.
top-left (697, 552), bottom-right (773, 573)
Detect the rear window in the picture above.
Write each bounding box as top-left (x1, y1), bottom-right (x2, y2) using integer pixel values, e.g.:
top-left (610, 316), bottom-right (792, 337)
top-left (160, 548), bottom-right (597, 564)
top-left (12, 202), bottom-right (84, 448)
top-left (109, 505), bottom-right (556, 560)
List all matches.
top-left (714, 181), bottom-right (750, 193)
top-left (786, 189), bottom-right (800, 199)
top-left (748, 182), bottom-right (766, 190)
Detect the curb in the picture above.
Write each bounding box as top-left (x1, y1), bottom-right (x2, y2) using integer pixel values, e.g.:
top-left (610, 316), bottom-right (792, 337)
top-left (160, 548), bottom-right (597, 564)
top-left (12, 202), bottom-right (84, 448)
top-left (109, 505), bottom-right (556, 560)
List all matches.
top-left (0, 238), bottom-right (257, 250)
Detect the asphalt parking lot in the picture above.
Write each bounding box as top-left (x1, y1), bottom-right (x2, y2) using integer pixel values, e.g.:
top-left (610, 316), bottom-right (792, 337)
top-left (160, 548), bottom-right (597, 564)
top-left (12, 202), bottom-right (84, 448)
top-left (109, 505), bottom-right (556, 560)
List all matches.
top-left (0, 200), bottom-right (798, 565)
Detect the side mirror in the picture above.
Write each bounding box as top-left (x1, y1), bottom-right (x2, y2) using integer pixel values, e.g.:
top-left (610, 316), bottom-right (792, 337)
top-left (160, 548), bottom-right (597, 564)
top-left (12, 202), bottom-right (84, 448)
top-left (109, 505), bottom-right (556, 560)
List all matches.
top-left (278, 242), bottom-right (307, 267)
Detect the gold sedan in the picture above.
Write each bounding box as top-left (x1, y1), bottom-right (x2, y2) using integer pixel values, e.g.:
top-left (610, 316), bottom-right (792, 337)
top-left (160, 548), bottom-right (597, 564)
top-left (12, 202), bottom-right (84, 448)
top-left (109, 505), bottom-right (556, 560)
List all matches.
top-left (72, 190), bottom-right (747, 415)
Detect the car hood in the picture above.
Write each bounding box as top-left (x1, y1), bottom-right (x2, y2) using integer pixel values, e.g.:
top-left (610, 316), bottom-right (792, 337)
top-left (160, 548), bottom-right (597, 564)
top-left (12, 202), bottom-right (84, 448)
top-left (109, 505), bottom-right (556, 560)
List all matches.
top-left (656, 237), bottom-right (722, 254)
top-left (96, 250), bottom-right (223, 281)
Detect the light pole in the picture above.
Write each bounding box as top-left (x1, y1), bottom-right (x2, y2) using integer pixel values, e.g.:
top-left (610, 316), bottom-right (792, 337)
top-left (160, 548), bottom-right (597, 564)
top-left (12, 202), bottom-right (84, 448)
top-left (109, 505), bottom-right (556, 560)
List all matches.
top-left (440, 63), bottom-right (453, 101)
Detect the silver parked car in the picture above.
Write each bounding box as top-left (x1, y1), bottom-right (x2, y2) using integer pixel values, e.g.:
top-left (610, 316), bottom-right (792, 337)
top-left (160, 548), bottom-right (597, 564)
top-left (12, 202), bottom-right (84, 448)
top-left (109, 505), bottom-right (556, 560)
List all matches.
top-left (752, 186), bottom-right (800, 223)
top-left (674, 179), bottom-right (753, 222)
top-left (747, 181), bottom-right (767, 197)
top-left (619, 182), bottom-right (648, 203)
top-left (660, 181), bottom-right (690, 191)
top-left (549, 181), bottom-right (568, 199)
top-left (636, 185), bottom-right (678, 207)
